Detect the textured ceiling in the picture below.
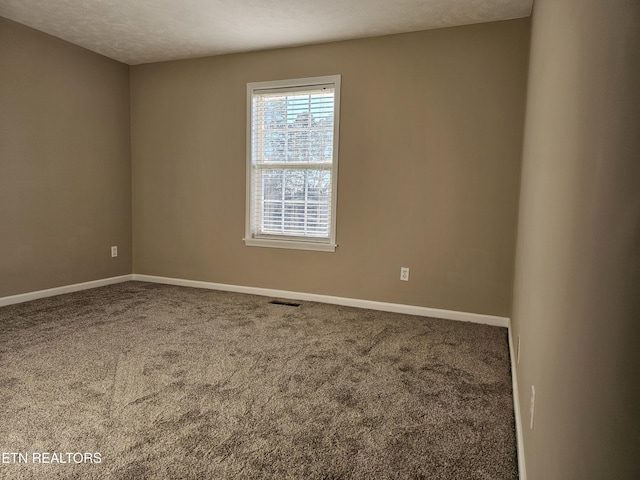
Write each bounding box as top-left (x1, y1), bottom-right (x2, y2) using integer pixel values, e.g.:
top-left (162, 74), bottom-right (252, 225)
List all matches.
top-left (0, 0), bottom-right (533, 65)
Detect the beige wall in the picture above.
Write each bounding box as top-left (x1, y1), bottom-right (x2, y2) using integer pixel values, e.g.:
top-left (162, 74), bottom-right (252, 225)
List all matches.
top-left (511, 0), bottom-right (640, 478)
top-left (0, 18), bottom-right (132, 297)
top-left (131, 19), bottom-right (530, 316)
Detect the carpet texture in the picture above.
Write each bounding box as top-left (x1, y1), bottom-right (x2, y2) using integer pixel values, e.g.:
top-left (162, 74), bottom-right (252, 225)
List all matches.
top-left (0, 282), bottom-right (517, 479)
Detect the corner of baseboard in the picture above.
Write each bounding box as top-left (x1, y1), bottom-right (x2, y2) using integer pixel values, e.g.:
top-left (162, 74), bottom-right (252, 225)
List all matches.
top-left (508, 321), bottom-right (527, 480)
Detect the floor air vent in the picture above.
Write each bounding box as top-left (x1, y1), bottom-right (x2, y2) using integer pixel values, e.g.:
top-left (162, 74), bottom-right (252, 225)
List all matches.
top-left (269, 300), bottom-right (301, 307)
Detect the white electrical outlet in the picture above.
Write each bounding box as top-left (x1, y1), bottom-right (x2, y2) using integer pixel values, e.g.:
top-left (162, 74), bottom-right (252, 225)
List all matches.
top-left (111, 246), bottom-right (118, 258)
top-left (400, 267), bottom-right (410, 281)
top-left (530, 385), bottom-right (536, 430)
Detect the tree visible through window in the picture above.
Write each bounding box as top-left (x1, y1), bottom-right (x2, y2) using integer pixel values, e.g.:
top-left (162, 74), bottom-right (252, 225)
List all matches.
top-left (246, 76), bottom-right (341, 252)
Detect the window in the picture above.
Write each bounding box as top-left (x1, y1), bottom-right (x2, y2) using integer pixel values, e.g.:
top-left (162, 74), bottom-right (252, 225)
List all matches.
top-left (245, 75), bottom-right (341, 252)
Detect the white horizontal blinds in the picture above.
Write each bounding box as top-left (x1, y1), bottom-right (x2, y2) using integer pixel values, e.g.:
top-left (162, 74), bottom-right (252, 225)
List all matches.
top-left (251, 84), bottom-right (335, 240)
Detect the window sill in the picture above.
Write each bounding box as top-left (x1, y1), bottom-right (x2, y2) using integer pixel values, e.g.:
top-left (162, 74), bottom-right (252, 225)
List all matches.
top-left (244, 237), bottom-right (336, 252)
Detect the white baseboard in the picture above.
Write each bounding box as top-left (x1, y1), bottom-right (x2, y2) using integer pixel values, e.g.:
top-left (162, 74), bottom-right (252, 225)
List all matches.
top-left (1, 273), bottom-right (511, 329)
top-left (0, 275), bottom-right (134, 307)
top-left (508, 323), bottom-right (527, 480)
top-left (132, 274), bottom-right (510, 328)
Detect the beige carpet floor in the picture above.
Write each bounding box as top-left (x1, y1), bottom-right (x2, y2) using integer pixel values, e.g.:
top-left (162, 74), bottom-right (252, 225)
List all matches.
top-left (0, 281), bottom-right (517, 479)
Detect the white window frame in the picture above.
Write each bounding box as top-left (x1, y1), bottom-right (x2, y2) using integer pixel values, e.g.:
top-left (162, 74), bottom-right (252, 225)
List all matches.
top-left (245, 75), bottom-right (341, 252)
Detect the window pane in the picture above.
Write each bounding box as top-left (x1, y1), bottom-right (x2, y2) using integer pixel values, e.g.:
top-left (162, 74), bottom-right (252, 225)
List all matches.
top-left (262, 170), bottom-right (282, 201)
top-left (262, 201), bottom-right (283, 232)
top-left (307, 170), bottom-right (331, 202)
top-left (283, 203), bottom-right (306, 234)
top-left (255, 91), bottom-right (335, 164)
top-left (306, 203), bottom-right (330, 236)
top-left (283, 170), bottom-right (305, 201)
